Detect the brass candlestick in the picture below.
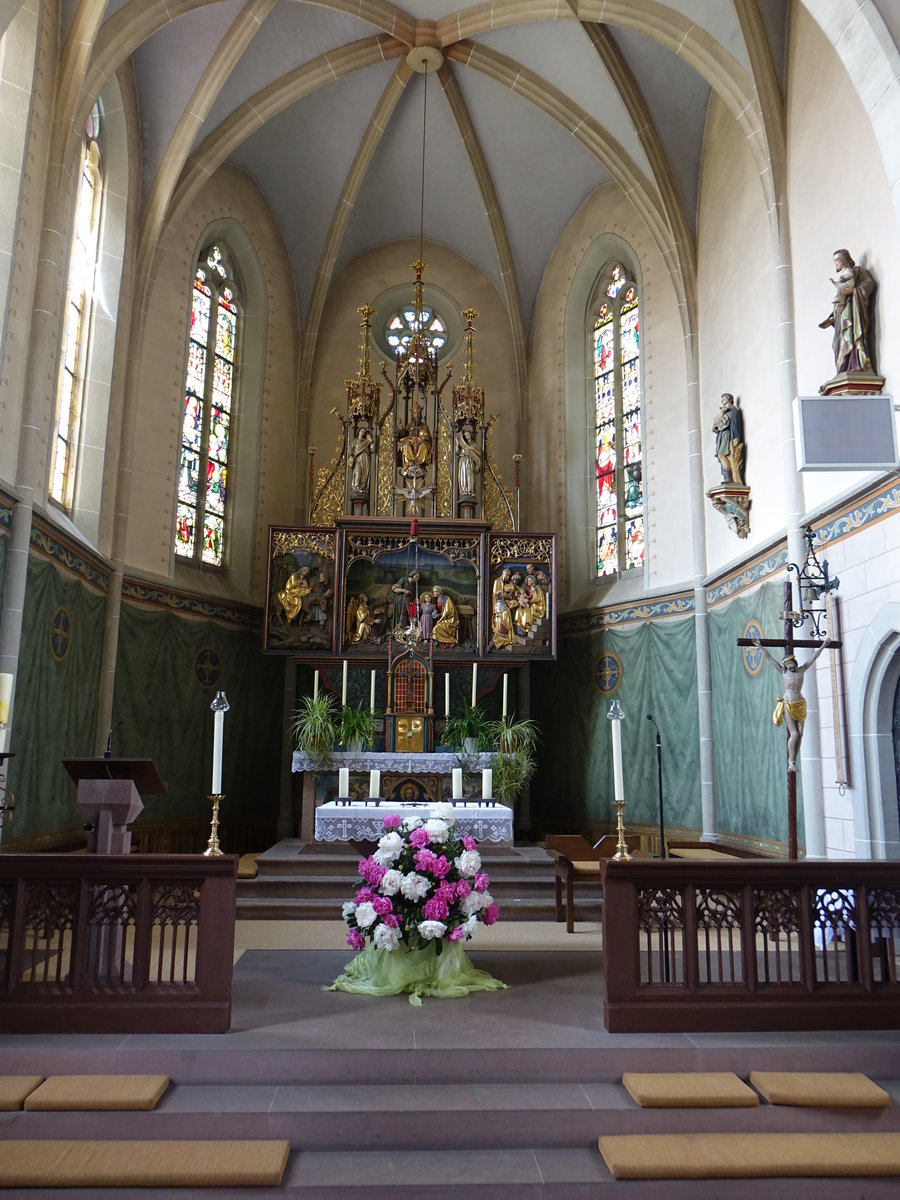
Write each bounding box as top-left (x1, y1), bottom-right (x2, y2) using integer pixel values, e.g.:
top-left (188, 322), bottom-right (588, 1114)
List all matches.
top-left (612, 797), bottom-right (632, 861)
top-left (204, 793), bottom-right (224, 856)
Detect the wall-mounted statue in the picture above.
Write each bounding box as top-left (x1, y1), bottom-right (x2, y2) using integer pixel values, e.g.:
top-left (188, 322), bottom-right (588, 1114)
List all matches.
top-left (348, 419), bottom-right (374, 496)
top-left (456, 423), bottom-right (481, 498)
top-left (712, 393), bottom-right (744, 484)
top-left (818, 248), bottom-right (876, 378)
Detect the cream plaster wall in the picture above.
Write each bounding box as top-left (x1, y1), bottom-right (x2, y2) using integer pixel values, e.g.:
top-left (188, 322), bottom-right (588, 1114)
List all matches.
top-left (308, 239), bottom-right (518, 515)
top-left (788, 2), bottom-right (900, 514)
top-left (0, 0), bottom-right (39, 482)
top-left (696, 92), bottom-right (784, 570)
top-left (530, 181), bottom-right (691, 611)
top-left (127, 163), bottom-right (299, 601)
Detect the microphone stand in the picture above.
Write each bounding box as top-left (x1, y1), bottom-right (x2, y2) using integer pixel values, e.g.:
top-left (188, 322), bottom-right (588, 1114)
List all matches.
top-left (647, 713), bottom-right (670, 982)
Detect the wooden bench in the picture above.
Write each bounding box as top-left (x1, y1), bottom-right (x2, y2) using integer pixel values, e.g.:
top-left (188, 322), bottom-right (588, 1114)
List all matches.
top-left (546, 834), bottom-right (643, 933)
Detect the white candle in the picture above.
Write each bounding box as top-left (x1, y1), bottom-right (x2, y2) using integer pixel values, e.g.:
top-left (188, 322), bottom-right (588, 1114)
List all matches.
top-left (370, 669), bottom-right (376, 713)
top-left (212, 709), bottom-right (224, 794)
top-left (369, 768), bottom-right (381, 798)
top-left (471, 662), bottom-right (477, 708)
top-left (444, 673), bottom-right (450, 718)
top-left (502, 674), bottom-right (508, 718)
top-left (452, 768), bottom-right (463, 799)
top-left (0, 673), bottom-right (12, 754)
top-left (611, 716), bottom-right (624, 806)
top-left (313, 669), bottom-right (319, 701)
top-left (341, 660), bottom-right (348, 706)
top-left (339, 767), bottom-right (350, 797)
top-left (482, 768), bottom-right (492, 800)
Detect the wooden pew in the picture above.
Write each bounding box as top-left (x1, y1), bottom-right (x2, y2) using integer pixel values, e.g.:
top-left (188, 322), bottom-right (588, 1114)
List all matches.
top-left (545, 834), bottom-right (644, 933)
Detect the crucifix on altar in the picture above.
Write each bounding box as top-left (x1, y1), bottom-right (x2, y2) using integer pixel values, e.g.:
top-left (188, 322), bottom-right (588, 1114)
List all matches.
top-left (736, 528), bottom-right (841, 859)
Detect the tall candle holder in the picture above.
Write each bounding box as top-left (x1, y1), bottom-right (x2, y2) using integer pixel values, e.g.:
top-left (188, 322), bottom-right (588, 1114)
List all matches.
top-left (203, 793), bottom-right (224, 857)
top-left (607, 699), bottom-right (631, 861)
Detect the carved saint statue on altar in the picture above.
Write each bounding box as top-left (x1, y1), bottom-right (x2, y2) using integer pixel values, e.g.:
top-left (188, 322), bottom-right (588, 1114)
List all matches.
top-left (819, 249), bottom-right (876, 377)
top-left (753, 635), bottom-right (833, 771)
top-left (431, 585), bottom-right (459, 646)
top-left (348, 420), bottom-right (374, 495)
top-left (456, 424), bottom-right (481, 497)
top-left (346, 592), bottom-right (373, 644)
top-left (278, 565), bottom-right (312, 623)
top-left (398, 402), bottom-right (433, 477)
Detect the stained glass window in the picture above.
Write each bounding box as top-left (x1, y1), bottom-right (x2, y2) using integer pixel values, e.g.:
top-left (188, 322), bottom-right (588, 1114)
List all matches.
top-left (592, 264), bottom-right (644, 576)
top-left (176, 244), bottom-right (240, 567)
top-left (385, 304), bottom-right (447, 354)
top-left (50, 115), bottom-right (102, 508)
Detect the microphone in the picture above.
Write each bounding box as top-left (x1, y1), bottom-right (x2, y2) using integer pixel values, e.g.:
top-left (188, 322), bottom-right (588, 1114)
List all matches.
top-left (105, 720), bottom-right (123, 760)
top-left (647, 712), bottom-right (660, 740)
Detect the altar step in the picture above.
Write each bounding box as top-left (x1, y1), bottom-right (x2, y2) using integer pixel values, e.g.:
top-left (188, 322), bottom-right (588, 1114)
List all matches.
top-left (235, 838), bottom-right (597, 922)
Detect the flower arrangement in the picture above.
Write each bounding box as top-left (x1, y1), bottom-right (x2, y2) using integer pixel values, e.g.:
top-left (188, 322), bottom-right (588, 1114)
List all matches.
top-left (341, 802), bottom-right (499, 953)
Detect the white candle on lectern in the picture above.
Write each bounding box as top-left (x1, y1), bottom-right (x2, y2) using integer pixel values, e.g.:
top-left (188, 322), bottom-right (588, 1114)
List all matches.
top-left (607, 699), bottom-right (625, 806)
top-left (341, 659), bottom-right (348, 706)
top-left (369, 768), bottom-right (381, 798)
top-left (444, 674), bottom-right (450, 718)
top-left (339, 767), bottom-right (350, 797)
top-left (502, 674), bottom-right (508, 718)
top-left (0, 673), bottom-right (13, 754)
top-left (482, 768), bottom-right (492, 800)
top-left (370, 670), bottom-right (376, 713)
top-left (471, 662), bottom-right (477, 708)
top-left (313, 670), bottom-right (319, 701)
top-left (452, 768), bottom-right (463, 799)
top-left (210, 691), bottom-right (230, 794)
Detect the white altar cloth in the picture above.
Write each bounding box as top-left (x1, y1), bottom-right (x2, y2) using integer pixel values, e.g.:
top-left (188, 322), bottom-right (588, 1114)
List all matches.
top-left (293, 751), bottom-right (494, 773)
top-left (315, 801), bottom-right (513, 845)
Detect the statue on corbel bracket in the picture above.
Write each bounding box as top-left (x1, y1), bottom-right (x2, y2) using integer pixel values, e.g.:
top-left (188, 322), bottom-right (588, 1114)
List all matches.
top-left (706, 392), bottom-right (751, 538)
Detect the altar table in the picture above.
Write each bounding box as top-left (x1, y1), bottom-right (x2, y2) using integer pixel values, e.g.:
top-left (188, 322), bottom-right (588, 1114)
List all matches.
top-left (315, 800), bottom-right (513, 845)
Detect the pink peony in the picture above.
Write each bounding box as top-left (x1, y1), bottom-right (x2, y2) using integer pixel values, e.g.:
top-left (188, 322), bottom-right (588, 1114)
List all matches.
top-left (483, 902), bottom-right (500, 926)
top-left (436, 881), bottom-right (456, 903)
top-left (408, 827), bottom-right (429, 848)
top-left (414, 847), bottom-right (438, 874)
top-left (382, 814), bottom-right (403, 830)
top-left (474, 872), bottom-right (490, 893)
top-left (431, 855), bottom-right (451, 879)
top-left (456, 879), bottom-right (471, 899)
top-left (354, 886), bottom-right (375, 905)
top-left (359, 857), bottom-right (387, 886)
top-left (382, 913), bottom-right (400, 929)
top-left (372, 895), bottom-right (393, 915)
top-left (347, 928), bottom-right (366, 950)
top-left (448, 927), bottom-right (466, 941)
top-left (422, 895), bottom-right (449, 921)
top-left (462, 836), bottom-right (478, 852)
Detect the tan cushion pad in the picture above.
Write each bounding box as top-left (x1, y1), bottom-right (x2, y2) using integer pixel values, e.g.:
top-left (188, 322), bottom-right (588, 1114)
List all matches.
top-left (570, 861), bottom-right (603, 873)
top-left (669, 847), bottom-right (742, 859)
top-left (622, 1072), bottom-right (759, 1108)
top-left (750, 1071), bottom-right (891, 1107)
top-left (24, 1075), bottom-right (169, 1111)
top-left (0, 1077), bottom-right (43, 1111)
top-left (598, 1133), bottom-right (900, 1179)
top-left (0, 1140), bottom-right (290, 1188)
top-left (237, 853), bottom-right (259, 878)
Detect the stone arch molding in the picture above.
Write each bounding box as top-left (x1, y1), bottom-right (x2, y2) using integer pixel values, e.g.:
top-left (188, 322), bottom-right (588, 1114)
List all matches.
top-left (799, 0), bottom-right (900, 231)
top-left (848, 601), bottom-right (900, 860)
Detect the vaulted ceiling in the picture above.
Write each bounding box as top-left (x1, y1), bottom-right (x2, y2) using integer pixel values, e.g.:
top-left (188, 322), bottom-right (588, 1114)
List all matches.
top-left (55, 1), bottom-right (790, 335)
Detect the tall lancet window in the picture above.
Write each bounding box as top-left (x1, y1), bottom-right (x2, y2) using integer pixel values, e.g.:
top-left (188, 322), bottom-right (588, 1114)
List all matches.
top-left (176, 244), bottom-right (240, 567)
top-left (592, 263), bottom-right (643, 576)
top-left (50, 107), bottom-right (102, 508)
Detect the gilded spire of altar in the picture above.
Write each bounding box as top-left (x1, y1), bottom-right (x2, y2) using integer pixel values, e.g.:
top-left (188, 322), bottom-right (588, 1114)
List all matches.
top-left (345, 303), bottom-right (380, 420)
top-left (452, 306), bottom-right (485, 426)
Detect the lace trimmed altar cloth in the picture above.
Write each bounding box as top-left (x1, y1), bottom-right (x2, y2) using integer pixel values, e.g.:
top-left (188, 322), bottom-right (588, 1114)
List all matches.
top-left (292, 750), bottom-right (495, 773)
top-left (315, 800), bottom-right (513, 845)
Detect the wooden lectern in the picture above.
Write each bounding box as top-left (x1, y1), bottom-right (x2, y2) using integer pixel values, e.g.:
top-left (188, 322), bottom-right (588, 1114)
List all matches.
top-left (63, 758), bottom-right (167, 854)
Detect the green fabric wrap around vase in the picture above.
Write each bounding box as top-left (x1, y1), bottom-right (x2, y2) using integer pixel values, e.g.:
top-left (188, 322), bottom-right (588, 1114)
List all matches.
top-left (327, 941), bottom-right (508, 1005)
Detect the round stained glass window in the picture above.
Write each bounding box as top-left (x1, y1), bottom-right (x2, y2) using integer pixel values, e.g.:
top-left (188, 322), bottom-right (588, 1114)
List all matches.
top-left (385, 306), bottom-right (448, 357)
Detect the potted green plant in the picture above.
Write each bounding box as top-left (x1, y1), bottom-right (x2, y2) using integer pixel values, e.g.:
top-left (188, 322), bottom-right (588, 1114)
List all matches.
top-left (489, 715), bottom-right (539, 805)
top-left (289, 693), bottom-right (339, 766)
top-left (339, 703), bottom-right (376, 753)
top-left (442, 703), bottom-right (492, 756)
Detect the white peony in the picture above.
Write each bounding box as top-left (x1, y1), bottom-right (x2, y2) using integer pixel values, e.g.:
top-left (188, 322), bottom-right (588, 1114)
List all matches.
top-left (459, 914), bottom-right (479, 937)
top-left (400, 872), bottom-right (432, 902)
top-left (478, 890), bottom-right (494, 911)
top-left (425, 818), bottom-right (449, 844)
top-left (341, 900), bottom-right (357, 921)
top-left (403, 816), bottom-right (423, 830)
top-left (379, 869), bottom-right (403, 895)
top-left (460, 892), bottom-right (482, 918)
top-left (355, 901), bottom-right (377, 928)
top-left (373, 847), bottom-right (396, 867)
top-left (429, 802), bottom-right (456, 823)
top-left (373, 923), bottom-right (402, 951)
top-left (418, 920), bottom-right (447, 940)
top-left (454, 850), bottom-right (481, 877)
top-left (377, 831), bottom-right (403, 859)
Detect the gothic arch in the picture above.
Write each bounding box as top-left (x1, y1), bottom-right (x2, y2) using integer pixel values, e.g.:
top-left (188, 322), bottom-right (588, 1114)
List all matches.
top-left (849, 601), bottom-right (900, 859)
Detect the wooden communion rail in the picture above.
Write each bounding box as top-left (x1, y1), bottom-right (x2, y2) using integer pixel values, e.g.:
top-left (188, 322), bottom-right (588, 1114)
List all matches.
top-left (0, 854), bottom-right (236, 1033)
top-left (601, 859), bottom-right (900, 1032)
